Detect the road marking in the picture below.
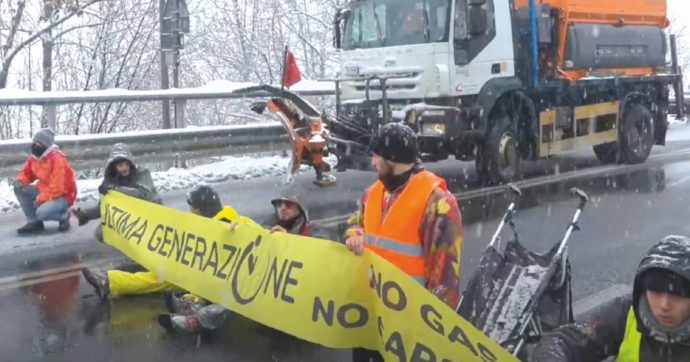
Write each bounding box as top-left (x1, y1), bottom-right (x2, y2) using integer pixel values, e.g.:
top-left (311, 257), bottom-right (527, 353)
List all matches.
top-left (0, 257), bottom-right (119, 292)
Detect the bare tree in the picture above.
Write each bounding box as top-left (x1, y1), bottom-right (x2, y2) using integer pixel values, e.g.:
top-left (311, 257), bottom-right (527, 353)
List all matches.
top-left (0, 0), bottom-right (104, 89)
top-left (52, 0), bottom-right (161, 135)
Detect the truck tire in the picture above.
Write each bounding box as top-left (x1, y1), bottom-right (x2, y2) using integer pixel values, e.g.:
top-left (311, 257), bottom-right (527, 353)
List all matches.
top-left (478, 113), bottom-right (520, 185)
top-left (593, 143), bottom-right (617, 164)
top-left (593, 104), bottom-right (654, 164)
top-left (620, 104), bottom-right (655, 164)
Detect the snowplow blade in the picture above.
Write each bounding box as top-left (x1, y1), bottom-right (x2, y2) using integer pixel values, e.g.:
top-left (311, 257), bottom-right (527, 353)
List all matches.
top-left (243, 86), bottom-right (330, 182)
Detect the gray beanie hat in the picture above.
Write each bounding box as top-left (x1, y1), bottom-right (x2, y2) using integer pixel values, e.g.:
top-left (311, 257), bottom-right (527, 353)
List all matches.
top-left (33, 128), bottom-right (55, 147)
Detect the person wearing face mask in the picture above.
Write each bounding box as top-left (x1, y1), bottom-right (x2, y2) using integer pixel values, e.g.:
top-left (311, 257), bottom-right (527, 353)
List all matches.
top-left (343, 122), bottom-right (463, 362)
top-left (13, 128), bottom-right (77, 234)
top-left (531, 235), bottom-right (690, 362)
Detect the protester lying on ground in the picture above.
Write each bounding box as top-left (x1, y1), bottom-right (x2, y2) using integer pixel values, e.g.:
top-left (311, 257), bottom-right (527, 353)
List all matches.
top-left (81, 183), bottom-right (222, 299)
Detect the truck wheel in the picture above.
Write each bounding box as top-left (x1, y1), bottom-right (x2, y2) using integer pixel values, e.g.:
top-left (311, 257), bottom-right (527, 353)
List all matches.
top-left (620, 104), bottom-right (654, 164)
top-left (478, 114), bottom-right (520, 185)
top-left (593, 104), bottom-right (654, 164)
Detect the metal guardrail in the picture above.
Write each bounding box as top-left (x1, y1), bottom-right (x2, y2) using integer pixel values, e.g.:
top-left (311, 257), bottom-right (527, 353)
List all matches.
top-left (0, 84), bottom-right (335, 176)
top-left (0, 84), bottom-right (335, 106)
top-left (0, 123), bottom-right (288, 175)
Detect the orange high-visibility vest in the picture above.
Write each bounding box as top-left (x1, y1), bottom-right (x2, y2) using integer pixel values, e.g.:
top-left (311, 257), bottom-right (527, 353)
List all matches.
top-left (363, 171), bottom-right (447, 285)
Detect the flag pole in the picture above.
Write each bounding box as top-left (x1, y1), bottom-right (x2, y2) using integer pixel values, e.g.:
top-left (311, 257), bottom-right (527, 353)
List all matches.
top-left (281, 45), bottom-right (288, 95)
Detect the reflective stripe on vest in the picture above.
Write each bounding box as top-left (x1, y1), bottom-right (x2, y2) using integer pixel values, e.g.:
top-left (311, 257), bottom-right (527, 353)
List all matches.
top-left (363, 170), bottom-right (446, 286)
top-left (615, 308), bottom-right (641, 362)
top-left (364, 234), bottom-right (424, 257)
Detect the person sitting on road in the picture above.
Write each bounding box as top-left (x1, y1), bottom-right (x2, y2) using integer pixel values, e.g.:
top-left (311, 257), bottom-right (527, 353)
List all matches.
top-left (157, 187), bottom-right (328, 335)
top-left (531, 235), bottom-right (690, 362)
top-left (72, 143), bottom-right (162, 242)
top-left (81, 183), bottom-right (225, 299)
top-left (266, 188), bottom-right (329, 238)
top-left (13, 128), bottom-right (77, 235)
top-left (343, 123), bottom-right (463, 362)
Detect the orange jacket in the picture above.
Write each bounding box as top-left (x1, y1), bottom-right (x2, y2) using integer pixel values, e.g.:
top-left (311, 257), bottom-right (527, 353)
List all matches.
top-left (16, 147), bottom-right (77, 205)
top-left (363, 170), bottom-right (446, 285)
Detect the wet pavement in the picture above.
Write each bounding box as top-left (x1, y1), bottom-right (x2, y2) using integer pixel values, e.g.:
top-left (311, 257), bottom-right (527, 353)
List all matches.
top-left (3, 124), bottom-right (690, 360)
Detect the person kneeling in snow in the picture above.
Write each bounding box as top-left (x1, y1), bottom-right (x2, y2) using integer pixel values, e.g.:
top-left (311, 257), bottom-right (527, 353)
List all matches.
top-left (13, 128), bottom-right (77, 234)
top-left (157, 187), bottom-right (328, 334)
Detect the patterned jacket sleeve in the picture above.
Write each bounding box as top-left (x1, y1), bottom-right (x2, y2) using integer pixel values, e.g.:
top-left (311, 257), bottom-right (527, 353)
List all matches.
top-left (344, 187), bottom-right (370, 240)
top-left (419, 187), bottom-right (463, 308)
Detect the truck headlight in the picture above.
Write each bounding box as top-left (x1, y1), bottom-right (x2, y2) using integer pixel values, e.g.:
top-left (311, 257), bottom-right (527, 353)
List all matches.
top-left (421, 123), bottom-right (446, 136)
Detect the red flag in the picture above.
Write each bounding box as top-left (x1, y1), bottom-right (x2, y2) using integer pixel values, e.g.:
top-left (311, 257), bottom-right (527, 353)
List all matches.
top-left (282, 50), bottom-right (302, 88)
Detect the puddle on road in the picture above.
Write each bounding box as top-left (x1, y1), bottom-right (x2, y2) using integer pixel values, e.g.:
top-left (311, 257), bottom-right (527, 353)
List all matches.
top-left (0, 258), bottom-right (349, 362)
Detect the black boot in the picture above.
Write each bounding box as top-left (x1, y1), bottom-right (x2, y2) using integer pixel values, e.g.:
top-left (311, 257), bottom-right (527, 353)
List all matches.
top-left (58, 218), bottom-right (70, 232)
top-left (72, 208), bottom-right (90, 226)
top-left (82, 268), bottom-right (110, 299)
top-left (17, 221), bottom-right (44, 235)
top-left (313, 173), bottom-right (336, 187)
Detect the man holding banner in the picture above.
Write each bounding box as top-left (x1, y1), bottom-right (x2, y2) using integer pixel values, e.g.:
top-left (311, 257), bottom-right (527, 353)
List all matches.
top-left (344, 123), bottom-right (463, 362)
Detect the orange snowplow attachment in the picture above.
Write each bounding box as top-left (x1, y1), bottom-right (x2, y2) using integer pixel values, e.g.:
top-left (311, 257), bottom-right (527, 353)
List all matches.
top-left (265, 98), bottom-right (330, 180)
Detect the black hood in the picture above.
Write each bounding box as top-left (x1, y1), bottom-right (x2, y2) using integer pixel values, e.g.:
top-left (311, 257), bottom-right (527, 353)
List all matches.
top-left (104, 143), bottom-right (137, 182)
top-left (632, 235), bottom-right (690, 343)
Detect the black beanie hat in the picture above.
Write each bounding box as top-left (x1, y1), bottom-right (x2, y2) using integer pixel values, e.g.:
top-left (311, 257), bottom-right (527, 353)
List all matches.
top-left (369, 123), bottom-right (418, 164)
top-left (186, 184), bottom-right (223, 218)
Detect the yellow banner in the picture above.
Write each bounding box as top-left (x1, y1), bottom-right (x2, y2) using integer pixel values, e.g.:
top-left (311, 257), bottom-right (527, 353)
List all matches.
top-left (101, 192), bottom-right (517, 362)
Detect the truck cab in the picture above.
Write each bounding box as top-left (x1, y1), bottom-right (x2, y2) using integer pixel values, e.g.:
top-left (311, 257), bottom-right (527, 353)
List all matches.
top-left (331, 0), bottom-right (681, 184)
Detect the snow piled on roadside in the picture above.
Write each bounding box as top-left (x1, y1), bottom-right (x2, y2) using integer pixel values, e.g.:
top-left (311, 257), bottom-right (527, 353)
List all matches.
top-left (154, 155), bottom-right (304, 192)
top-left (0, 154), bottom-right (313, 213)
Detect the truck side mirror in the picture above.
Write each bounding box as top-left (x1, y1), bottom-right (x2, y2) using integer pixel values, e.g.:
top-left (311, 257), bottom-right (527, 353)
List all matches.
top-left (468, 7), bottom-right (488, 36)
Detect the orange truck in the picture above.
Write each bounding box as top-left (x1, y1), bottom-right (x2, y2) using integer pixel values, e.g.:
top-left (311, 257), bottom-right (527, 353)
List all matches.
top-left (327, 0), bottom-right (683, 184)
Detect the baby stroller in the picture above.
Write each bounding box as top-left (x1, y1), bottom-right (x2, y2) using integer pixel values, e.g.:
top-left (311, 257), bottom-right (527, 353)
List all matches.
top-left (457, 185), bottom-right (588, 358)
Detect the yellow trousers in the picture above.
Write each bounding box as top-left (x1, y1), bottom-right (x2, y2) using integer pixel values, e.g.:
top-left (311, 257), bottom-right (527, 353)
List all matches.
top-left (107, 270), bottom-right (178, 298)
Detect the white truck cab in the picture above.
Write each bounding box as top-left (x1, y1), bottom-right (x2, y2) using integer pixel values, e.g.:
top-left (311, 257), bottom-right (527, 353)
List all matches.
top-left (330, 0), bottom-right (679, 185)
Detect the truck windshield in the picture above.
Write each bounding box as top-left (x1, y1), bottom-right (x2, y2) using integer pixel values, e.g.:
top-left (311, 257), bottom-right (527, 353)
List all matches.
top-left (343, 0), bottom-right (450, 50)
